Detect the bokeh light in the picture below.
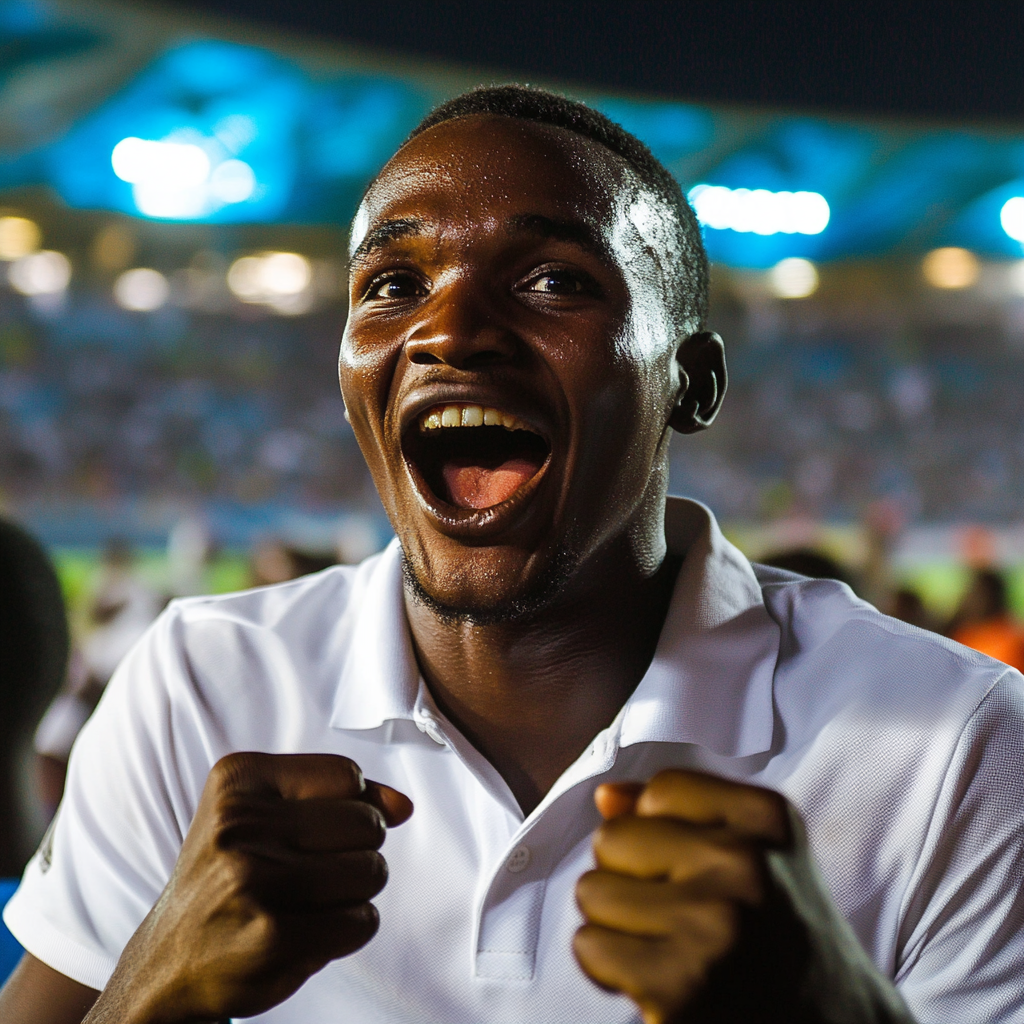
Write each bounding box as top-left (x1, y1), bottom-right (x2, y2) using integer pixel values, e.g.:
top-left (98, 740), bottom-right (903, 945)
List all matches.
top-left (0, 217), bottom-right (42, 260)
top-left (227, 252), bottom-right (312, 309)
top-left (113, 268), bottom-right (170, 311)
top-left (8, 250), bottom-right (71, 295)
top-left (1000, 197), bottom-right (1024, 242)
top-left (922, 247), bottom-right (980, 289)
top-left (768, 257), bottom-right (819, 298)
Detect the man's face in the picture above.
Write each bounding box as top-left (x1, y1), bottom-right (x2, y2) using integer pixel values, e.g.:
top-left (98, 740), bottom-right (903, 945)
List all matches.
top-left (341, 115), bottom-right (684, 618)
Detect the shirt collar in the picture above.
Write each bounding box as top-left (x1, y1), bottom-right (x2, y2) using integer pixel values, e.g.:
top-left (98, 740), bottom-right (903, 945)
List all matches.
top-left (330, 497), bottom-right (780, 759)
top-left (330, 539), bottom-right (421, 730)
top-left (617, 497), bottom-right (779, 757)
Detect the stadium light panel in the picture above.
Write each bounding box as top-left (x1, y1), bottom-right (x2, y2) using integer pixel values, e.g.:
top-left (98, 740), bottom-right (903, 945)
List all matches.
top-left (688, 185), bottom-right (830, 236)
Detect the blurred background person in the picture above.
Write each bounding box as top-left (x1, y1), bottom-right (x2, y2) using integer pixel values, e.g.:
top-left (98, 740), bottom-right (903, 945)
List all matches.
top-left (33, 539), bottom-right (162, 815)
top-left (946, 568), bottom-right (1024, 671)
top-left (249, 537), bottom-right (337, 587)
top-left (0, 517), bottom-right (68, 875)
top-left (887, 586), bottom-right (940, 633)
top-left (761, 547), bottom-right (859, 592)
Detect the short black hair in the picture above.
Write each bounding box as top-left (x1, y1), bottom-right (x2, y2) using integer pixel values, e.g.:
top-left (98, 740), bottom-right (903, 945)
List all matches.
top-left (400, 84), bottom-right (709, 334)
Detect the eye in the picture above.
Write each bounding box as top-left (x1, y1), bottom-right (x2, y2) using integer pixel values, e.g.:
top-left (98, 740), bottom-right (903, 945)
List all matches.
top-left (366, 272), bottom-right (425, 301)
top-left (523, 270), bottom-right (588, 295)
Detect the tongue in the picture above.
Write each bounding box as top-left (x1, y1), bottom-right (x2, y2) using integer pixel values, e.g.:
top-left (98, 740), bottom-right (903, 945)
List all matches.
top-left (442, 457), bottom-right (540, 509)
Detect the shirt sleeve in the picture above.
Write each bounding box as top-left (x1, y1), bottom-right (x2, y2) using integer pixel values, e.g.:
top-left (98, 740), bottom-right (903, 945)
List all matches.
top-left (3, 603), bottom-right (215, 990)
top-left (895, 671), bottom-right (1024, 1023)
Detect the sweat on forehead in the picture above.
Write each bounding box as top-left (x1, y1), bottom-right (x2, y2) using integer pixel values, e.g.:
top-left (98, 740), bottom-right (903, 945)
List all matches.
top-left (358, 116), bottom-right (632, 223)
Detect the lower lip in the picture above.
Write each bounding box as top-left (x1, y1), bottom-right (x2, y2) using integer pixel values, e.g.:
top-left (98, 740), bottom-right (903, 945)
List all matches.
top-left (403, 454), bottom-right (551, 540)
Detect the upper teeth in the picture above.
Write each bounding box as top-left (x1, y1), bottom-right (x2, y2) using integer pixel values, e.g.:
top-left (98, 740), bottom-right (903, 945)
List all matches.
top-left (419, 404), bottom-right (531, 432)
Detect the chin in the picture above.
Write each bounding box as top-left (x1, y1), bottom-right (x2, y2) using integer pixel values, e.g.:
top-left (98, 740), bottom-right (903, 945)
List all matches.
top-left (400, 542), bottom-right (577, 627)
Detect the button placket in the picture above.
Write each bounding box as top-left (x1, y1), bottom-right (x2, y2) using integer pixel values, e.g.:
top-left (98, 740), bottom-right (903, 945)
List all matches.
top-left (473, 778), bottom-right (605, 982)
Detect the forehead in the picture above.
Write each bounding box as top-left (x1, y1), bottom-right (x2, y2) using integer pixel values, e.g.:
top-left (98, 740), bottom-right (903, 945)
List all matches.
top-left (355, 115), bottom-right (636, 242)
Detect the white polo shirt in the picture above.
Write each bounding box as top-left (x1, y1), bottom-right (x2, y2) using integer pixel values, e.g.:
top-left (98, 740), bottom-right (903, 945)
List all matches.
top-left (6, 498), bottom-right (1024, 1023)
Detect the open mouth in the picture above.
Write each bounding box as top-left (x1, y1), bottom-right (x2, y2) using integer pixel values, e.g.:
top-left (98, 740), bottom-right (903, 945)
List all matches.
top-left (403, 403), bottom-right (551, 511)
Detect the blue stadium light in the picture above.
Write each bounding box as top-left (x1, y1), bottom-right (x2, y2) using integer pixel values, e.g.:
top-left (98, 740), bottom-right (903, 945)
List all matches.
top-left (111, 134), bottom-right (257, 219)
top-left (1000, 197), bottom-right (1024, 243)
top-left (688, 184), bottom-right (830, 235)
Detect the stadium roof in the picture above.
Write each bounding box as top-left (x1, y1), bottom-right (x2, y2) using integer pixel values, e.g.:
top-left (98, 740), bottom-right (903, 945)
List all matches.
top-left (2, 0), bottom-right (1024, 268)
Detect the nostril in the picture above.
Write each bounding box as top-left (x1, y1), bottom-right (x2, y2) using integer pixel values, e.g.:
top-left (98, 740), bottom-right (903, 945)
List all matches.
top-left (409, 352), bottom-right (443, 365)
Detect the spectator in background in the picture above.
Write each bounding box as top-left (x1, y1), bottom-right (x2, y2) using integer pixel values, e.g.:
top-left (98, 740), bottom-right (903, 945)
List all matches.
top-left (33, 540), bottom-right (162, 815)
top-left (947, 567), bottom-right (1024, 671)
top-left (760, 546), bottom-right (858, 591)
top-left (0, 518), bottom-right (68, 875)
top-left (249, 539), bottom-right (339, 587)
top-left (887, 586), bottom-right (940, 633)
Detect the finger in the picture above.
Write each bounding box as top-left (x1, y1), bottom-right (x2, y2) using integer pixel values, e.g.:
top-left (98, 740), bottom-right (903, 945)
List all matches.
top-left (635, 770), bottom-right (789, 845)
top-left (577, 870), bottom-right (754, 935)
top-left (266, 798), bottom-right (387, 852)
top-left (363, 780), bottom-right (414, 827)
top-left (593, 816), bottom-right (761, 893)
top-left (281, 900), bottom-right (381, 965)
top-left (595, 782), bottom-right (644, 821)
top-left (244, 848), bottom-right (389, 906)
top-left (213, 752), bottom-right (367, 802)
top-left (573, 924), bottom-right (713, 1020)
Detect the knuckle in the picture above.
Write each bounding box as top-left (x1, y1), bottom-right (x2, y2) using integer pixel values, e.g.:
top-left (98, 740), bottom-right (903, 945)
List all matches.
top-left (339, 901), bottom-right (380, 947)
top-left (350, 850), bottom-right (388, 898)
top-left (368, 850), bottom-right (389, 890)
top-left (747, 787), bottom-right (791, 844)
top-left (574, 870), bottom-right (604, 909)
top-left (211, 751), bottom-right (264, 790)
top-left (245, 907), bottom-right (281, 951)
top-left (357, 803), bottom-right (387, 848)
top-left (332, 755), bottom-right (364, 789)
top-left (209, 792), bottom-right (255, 850)
top-left (704, 899), bottom-right (740, 953)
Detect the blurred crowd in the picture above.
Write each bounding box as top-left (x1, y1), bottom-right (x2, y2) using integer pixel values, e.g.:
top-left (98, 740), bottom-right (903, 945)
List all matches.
top-left (671, 304), bottom-right (1024, 524)
top-left (0, 289), bottom-right (370, 517)
top-left (762, 546), bottom-right (1024, 670)
top-left (2, 274), bottom-right (1024, 533)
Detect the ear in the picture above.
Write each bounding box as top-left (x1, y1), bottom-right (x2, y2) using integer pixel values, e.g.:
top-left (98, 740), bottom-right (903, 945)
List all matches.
top-left (668, 331), bottom-right (727, 435)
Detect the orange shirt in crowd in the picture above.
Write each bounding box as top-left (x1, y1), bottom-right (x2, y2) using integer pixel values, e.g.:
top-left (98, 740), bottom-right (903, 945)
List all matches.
top-left (952, 616), bottom-right (1024, 673)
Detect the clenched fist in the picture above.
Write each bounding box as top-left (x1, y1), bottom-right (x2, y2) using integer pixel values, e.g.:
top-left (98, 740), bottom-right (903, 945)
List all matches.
top-left (84, 752), bottom-right (412, 1024)
top-left (574, 770), bottom-right (913, 1024)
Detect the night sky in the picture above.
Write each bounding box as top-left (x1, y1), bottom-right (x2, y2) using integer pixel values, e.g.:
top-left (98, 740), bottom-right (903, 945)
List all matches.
top-left (168, 0), bottom-right (1024, 123)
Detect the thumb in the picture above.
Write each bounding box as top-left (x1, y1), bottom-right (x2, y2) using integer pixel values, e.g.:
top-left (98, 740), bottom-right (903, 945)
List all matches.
top-left (363, 780), bottom-right (414, 827)
top-left (594, 782), bottom-right (644, 821)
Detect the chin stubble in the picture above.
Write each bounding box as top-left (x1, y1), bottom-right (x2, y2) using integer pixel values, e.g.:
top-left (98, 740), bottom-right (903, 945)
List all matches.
top-left (400, 545), bottom-right (579, 627)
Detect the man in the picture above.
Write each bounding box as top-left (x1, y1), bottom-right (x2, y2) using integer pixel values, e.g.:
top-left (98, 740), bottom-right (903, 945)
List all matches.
top-left (2, 86), bottom-right (1022, 1023)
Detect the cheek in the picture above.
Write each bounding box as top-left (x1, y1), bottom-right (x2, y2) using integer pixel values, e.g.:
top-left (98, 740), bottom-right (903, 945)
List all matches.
top-left (339, 321), bottom-right (401, 423)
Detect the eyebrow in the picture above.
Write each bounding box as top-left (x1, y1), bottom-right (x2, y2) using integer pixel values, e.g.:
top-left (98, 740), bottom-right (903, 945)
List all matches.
top-left (349, 218), bottom-right (424, 267)
top-left (347, 212), bottom-right (612, 269)
top-left (504, 214), bottom-right (612, 263)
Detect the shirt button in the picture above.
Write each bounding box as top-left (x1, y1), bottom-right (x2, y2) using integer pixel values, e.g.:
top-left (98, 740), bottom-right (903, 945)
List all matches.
top-left (506, 845), bottom-right (531, 873)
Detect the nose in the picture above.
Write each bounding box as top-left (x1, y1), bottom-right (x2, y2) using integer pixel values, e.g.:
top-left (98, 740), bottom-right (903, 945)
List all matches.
top-left (405, 284), bottom-right (518, 371)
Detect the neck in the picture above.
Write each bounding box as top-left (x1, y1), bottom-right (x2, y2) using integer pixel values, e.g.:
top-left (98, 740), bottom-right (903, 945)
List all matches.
top-left (404, 527), bottom-right (681, 817)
